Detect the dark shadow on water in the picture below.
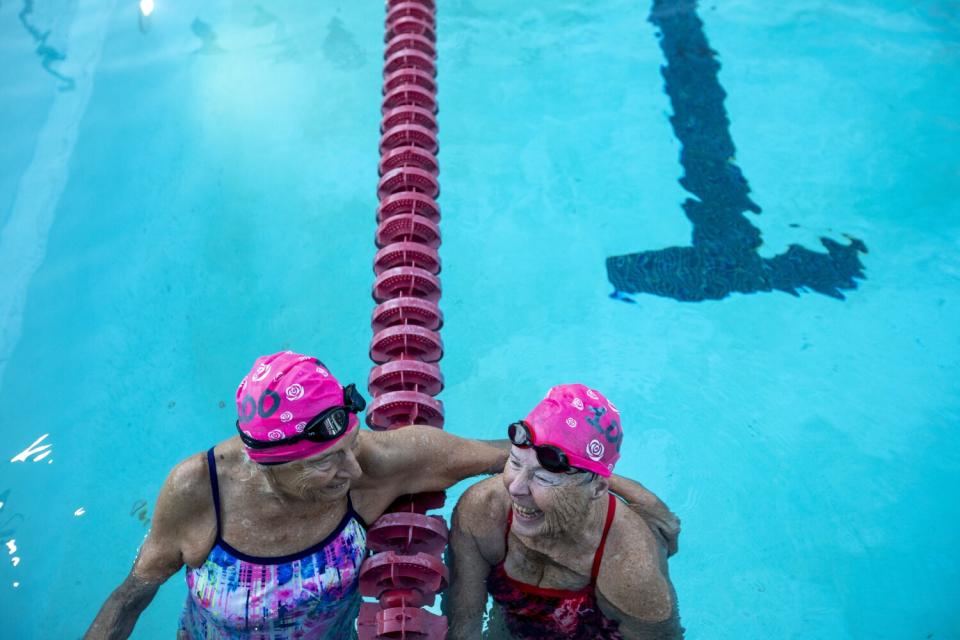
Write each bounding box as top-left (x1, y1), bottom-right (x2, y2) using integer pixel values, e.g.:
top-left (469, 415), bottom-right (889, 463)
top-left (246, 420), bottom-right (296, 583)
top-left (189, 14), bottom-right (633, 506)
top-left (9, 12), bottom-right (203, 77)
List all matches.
top-left (323, 16), bottom-right (366, 70)
top-left (605, 0), bottom-right (867, 302)
top-left (191, 18), bottom-right (225, 55)
top-left (19, 0), bottom-right (75, 91)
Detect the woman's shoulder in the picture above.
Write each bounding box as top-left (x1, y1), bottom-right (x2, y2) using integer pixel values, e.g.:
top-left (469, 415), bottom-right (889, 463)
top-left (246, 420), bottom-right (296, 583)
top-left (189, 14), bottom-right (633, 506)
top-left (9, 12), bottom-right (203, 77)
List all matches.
top-left (162, 438), bottom-right (240, 512)
top-left (596, 500), bottom-right (677, 625)
top-left (453, 477), bottom-right (509, 536)
top-left (161, 451), bottom-right (215, 512)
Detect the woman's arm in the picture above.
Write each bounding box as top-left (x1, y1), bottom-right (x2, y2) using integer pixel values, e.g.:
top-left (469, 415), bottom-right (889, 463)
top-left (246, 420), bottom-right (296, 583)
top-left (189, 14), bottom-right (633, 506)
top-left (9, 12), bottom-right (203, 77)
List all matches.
top-left (608, 474), bottom-right (680, 556)
top-left (85, 454), bottom-right (211, 639)
top-left (356, 426), bottom-right (509, 496)
top-left (443, 479), bottom-right (504, 640)
top-left (84, 572), bottom-right (162, 640)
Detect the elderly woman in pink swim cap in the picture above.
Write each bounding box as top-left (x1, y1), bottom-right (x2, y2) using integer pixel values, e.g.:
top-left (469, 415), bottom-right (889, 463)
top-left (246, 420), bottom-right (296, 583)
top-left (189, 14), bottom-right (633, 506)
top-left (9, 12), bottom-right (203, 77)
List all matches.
top-left (85, 351), bottom-right (511, 640)
top-left (446, 384), bottom-right (685, 640)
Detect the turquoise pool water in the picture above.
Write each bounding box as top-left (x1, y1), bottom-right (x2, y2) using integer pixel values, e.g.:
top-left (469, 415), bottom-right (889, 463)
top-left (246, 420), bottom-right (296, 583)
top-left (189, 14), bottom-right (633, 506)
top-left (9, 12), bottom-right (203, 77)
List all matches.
top-left (1, 0), bottom-right (958, 637)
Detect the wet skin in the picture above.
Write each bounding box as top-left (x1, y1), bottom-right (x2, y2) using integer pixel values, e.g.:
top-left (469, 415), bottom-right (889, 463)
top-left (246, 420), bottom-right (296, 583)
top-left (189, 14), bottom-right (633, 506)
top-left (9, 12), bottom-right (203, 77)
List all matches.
top-left (84, 426), bottom-right (509, 639)
top-left (445, 445), bottom-right (684, 640)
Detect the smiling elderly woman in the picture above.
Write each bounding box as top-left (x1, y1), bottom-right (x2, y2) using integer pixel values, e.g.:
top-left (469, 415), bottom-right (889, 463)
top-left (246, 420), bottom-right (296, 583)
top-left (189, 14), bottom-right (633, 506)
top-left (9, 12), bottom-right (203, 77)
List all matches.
top-left (84, 351), bottom-right (509, 640)
top-left (444, 384), bottom-right (684, 640)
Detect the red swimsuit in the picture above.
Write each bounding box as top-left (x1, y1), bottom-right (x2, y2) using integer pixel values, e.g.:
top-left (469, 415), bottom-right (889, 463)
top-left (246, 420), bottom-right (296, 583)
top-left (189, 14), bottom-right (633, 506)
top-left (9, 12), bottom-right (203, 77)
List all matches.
top-left (486, 493), bottom-right (623, 640)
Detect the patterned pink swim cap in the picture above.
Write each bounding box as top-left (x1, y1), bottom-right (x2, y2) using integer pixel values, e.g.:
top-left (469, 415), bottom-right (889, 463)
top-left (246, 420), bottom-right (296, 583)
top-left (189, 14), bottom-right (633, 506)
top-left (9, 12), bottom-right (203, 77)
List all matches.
top-left (524, 384), bottom-right (623, 477)
top-left (235, 351), bottom-right (359, 463)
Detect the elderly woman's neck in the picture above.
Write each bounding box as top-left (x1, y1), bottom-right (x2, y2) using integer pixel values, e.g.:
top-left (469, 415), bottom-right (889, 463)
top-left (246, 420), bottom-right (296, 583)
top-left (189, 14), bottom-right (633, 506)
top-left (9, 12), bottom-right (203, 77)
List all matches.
top-left (521, 491), bottom-right (609, 556)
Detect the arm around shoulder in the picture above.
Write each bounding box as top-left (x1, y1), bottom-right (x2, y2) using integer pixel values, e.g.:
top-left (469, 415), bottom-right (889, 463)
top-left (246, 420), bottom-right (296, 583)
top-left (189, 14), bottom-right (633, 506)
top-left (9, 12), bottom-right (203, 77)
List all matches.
top-left (356, 426), bottom-right (508, 496)
top-left (608, 474), bottom-right (680, 557)
top-left (84, 452), bottom-right (213, 640)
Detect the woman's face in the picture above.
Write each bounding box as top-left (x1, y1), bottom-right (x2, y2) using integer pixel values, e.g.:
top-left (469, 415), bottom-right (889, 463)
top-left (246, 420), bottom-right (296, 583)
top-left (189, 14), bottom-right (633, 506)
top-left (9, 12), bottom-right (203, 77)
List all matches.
top-left (267, 428), bottom-right (363, 502)
top-left (501, 445), bottom-right (594, 539)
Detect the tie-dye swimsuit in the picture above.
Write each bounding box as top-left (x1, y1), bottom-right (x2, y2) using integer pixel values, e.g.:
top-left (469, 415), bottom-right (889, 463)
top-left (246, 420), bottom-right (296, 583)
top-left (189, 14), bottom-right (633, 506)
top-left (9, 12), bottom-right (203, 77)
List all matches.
top-left (178, 448), bottom-right (367, 639)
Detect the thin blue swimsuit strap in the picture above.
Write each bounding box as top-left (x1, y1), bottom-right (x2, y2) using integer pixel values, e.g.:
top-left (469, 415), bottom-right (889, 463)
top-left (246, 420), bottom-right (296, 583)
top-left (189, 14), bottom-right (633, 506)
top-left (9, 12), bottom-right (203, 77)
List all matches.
top-left (346, 492), bottom-right (368, 529)
top-left (205, 447), bottom-right (222, 537)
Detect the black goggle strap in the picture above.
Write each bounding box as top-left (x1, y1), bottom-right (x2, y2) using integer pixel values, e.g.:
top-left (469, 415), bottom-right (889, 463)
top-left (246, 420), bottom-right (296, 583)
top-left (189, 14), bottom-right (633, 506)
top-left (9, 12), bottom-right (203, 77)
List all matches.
top-left (343, 383), bottom-right (367, 414)
top-left (236, 421), bottom-right (296, 449)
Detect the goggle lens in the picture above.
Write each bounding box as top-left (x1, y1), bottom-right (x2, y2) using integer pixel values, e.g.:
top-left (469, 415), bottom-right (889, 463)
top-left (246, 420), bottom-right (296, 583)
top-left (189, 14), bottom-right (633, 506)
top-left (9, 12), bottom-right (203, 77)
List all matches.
top-left (507, 421), bottom-right (574, 474)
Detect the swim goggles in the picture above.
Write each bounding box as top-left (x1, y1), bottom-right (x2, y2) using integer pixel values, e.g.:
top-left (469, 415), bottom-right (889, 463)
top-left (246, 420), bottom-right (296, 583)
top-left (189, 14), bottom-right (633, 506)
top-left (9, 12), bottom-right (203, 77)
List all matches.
top-left (237, 384), bottom-right (367, 450)
top-left (507, 420), bottom-right (578, 474)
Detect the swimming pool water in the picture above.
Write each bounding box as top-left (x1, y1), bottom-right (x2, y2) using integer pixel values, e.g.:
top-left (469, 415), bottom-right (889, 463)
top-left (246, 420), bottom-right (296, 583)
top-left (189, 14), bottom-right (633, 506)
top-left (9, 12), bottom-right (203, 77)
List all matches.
top-left (1, 1), bottom-right (958, 637)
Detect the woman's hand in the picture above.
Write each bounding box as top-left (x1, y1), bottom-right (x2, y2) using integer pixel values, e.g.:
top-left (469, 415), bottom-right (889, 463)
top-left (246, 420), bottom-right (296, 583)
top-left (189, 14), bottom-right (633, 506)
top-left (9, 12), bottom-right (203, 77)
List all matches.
top-left (608, 474), bottom-right (680, 556)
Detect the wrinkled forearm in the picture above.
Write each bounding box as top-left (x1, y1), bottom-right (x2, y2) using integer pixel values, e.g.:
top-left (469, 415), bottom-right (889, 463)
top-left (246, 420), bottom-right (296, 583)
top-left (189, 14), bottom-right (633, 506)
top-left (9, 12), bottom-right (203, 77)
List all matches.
top-left (478, 438), bottom-right (510, 474)
top-left (444, 567), bottom-right (488, 640)
top-left (434, 430), bottom-right (507, 481)
top-left (84, 573), bottom-right (160, 640)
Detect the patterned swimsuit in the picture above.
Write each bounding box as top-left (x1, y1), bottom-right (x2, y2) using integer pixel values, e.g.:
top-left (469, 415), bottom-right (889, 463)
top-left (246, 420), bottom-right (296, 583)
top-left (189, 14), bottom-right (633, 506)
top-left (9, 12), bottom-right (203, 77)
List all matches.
top-left (486, 493), bottom-right (623, 640)
top-left (178, 449), bottom-right (367, 639)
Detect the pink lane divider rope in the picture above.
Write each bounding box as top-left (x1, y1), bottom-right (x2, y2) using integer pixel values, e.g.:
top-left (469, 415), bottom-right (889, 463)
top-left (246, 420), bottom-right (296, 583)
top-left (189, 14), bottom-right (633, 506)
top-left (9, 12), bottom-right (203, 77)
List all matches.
top-left (359, 0), bottom-right (448, 637)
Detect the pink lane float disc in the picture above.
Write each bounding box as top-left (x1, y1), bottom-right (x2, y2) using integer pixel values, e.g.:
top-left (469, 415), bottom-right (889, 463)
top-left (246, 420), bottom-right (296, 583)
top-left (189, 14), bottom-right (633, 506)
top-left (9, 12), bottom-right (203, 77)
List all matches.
top-left (366, 390), bottom-right (445, 428)
top-left (377, 167), bottom-right (440, 200)
top-left (386, 0), bottom-right (435, 11)
top-left (384, 68), bottom-right (436, 94)
top-left (387, 491), bottom-right (446, 515)
top-left (379, 147), bottom-right (439, 177)
top-left (381, 106), bottom-right (437, 134)
top-left (376, 214), bottom-right (440, 248)
top-left (372, 267), bottom-right (441, 303)
top-left (379, 123), bottom-right (438, 154)
top-left (359, 551), bottom-right (449, 597)
top-left (386, 2), bottom-right (436, 28)
top-left (379, 588), bottom-right (435, 609)
top-left (382, 84), bottom-right (437, 114)
top-left (358, 602), bottom-right (447, 640)
top-left (377, 192), bottom-right (440, 224)
top-left (368, 360), bottom-right (444, 396)
top-left (367, 512), bottom-right (448, 556)
top-left (369, 326), bottom-right (443, 363)
top-left (384, 48), bottom-right (436, 75)
top-left (385, 33), bottom-right (435, 59)
top-left (374, 242), bottom-right (441, 276)
top-left (371, 297), bottom-right (443, 332)
top-left (385, 16), bottom-right (436, 43)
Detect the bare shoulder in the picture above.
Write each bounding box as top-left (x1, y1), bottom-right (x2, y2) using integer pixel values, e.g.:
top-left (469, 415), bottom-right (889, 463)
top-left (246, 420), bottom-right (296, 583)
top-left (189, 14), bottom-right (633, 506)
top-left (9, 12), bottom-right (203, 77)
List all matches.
top-left (454, 476), bottom-right (509, 526)
top-left (452, 476), bottom-right (510, 562)
top-left (597, 498), bottom-right (677, 624)
top-left (133, 447), bottom-right (219, 580)
top-left (352, 428), bottom-right (420, 481)
top-left (159, 450), bottom-right (214, 511)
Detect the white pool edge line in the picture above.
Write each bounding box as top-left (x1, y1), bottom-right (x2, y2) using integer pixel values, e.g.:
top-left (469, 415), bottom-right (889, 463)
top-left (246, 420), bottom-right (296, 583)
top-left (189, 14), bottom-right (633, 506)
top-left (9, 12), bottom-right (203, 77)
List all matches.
top-left (0, 0), bottom-right (117, 393)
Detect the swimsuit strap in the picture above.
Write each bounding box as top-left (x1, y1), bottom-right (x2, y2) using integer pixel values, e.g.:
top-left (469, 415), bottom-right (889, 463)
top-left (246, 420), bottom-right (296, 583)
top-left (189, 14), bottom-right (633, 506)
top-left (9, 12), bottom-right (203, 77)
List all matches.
top-left (206, 448), bottom-right (222, 537)
top-left (502, 491), bottom-right (616, 584)
top-left (589, 493), bottom-right (617, 584)
top-left (345, 492), bottom-right (368, 529)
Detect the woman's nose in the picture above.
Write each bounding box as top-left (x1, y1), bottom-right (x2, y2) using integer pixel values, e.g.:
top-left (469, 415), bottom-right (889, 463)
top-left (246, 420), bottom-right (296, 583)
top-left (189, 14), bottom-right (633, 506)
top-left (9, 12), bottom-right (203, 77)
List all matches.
top-left (339, 449), bottom-right (362, 479)
top-left (507, 470), bottom-right (530, 497)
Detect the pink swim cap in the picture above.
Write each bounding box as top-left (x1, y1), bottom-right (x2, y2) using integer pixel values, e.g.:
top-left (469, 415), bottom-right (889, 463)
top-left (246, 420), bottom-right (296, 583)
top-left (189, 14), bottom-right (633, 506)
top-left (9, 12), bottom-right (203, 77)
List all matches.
top-left (235, 351), bottom-right (359, 463)
top-left (524, 384), bottom-right (623, 477)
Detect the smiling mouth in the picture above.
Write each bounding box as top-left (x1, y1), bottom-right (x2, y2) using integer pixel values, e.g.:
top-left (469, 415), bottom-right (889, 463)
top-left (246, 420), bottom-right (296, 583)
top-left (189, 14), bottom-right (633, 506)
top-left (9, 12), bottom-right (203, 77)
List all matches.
top-left (328, 481), bottom-right (349, 491)
top-left (512, 502), bottom-right (543, 520)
